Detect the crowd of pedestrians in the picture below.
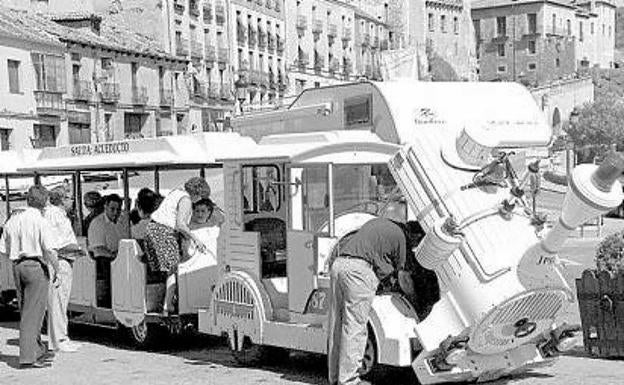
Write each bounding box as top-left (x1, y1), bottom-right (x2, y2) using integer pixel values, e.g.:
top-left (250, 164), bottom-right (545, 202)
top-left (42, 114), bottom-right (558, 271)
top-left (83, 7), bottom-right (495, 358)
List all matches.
top-left (0, 176), bottom-right (223, 369)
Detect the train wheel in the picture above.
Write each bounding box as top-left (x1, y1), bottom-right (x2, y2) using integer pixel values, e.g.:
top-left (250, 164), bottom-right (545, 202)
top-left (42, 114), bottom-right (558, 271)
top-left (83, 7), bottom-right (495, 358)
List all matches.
top-left (122, 320), bottom-right (163, 349)
top-left (360, 328), bottom-right (378, 380)
top-left (232, 336), bottom-right (286, 366)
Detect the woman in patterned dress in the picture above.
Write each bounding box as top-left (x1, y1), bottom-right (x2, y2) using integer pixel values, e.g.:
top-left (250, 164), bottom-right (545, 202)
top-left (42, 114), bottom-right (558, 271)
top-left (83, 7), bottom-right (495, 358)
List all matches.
top-left (144, 177), bottom-right (210, 314)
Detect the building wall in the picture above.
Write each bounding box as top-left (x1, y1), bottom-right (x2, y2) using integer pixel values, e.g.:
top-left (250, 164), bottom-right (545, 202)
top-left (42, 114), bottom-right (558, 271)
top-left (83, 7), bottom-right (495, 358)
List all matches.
top-left (530, 76), bottom-right (594, 135)
top-left (473, 0), bottom-right (615, 82)
top-left (425, 0), bottom-right (477, 80)
top-left (0, 36), bottom-right (69, 150)
top-left (230, 0), bottom-right (286, 108)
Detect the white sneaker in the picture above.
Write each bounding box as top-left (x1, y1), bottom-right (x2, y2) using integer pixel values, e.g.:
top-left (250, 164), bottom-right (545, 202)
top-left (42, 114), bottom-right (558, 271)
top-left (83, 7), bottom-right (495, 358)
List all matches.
top-left (57, 340), bottom-right (79, 353)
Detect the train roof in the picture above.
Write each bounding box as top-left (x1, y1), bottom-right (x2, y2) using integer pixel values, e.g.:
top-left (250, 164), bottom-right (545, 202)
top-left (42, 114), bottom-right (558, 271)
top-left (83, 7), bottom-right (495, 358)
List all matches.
top-left (19, 133), bottom-right (257, 172)
top-left (216, 130), bottom-right (400, 164)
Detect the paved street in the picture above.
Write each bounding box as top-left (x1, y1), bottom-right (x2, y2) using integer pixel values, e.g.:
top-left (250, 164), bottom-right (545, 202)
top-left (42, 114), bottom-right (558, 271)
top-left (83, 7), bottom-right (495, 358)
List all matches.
top-left (1, 219), bottom-right (623, 385)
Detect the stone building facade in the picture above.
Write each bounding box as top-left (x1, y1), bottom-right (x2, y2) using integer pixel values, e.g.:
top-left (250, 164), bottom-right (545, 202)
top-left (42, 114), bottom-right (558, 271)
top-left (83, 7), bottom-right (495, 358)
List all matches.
top-left (472, 0), bottom-right (616, 84)
top-left (385, 0), bottom-right (477, 81)
top-left (230, 0), bottom-right (287, 109)
top-left (0, 7), bottom-right (189, 151)
top-left (284, 0), bottom-right (390, 97)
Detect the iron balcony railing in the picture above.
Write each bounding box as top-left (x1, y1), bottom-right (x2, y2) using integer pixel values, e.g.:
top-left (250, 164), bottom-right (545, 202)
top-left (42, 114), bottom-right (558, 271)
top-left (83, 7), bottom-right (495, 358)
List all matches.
top-left (191, 40), bottom-right (203, 58)
top-left (34, 90), bottom-right (64, 115)
top-left (101, 83), bottom-right (120, 103)
top-left (176, 37), bottom-right (189, 56)
top-left (215, 3), bottom-right (225, 25)
top-left (205, 45), bottom-right (217, 62)
top-left (160, 88), bottom-right (173, 106)
top-left (132, 86), bottom-right (149, 105)
top-left (217, 47), bottom-right (228, 63)
top-left (73, 80), bottom-right (92, 101)
top-left (203, 6), bottom-right (213, 22)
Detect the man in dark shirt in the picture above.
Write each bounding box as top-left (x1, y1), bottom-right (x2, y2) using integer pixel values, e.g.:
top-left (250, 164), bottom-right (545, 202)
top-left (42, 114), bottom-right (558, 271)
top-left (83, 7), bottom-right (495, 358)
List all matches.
top-left (327, 204), bottom-right (415, 385)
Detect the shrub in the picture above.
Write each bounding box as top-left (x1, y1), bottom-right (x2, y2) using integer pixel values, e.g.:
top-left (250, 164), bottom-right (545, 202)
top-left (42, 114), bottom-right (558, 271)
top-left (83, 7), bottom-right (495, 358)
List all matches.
top-left (595, 231), bottom-right (624, 272)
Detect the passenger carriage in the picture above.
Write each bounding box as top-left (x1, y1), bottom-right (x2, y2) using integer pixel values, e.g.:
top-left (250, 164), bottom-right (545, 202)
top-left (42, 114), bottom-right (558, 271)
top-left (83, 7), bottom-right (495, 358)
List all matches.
top-left (19, 133), bottom-right (256, 346)
top-left (196, 80), bottom-right (620, 384)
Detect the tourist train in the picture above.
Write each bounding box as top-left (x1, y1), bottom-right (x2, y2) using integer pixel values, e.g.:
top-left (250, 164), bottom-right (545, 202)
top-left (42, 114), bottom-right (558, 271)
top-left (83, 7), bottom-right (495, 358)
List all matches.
top-left (2, 80), bottom-right (621, 384)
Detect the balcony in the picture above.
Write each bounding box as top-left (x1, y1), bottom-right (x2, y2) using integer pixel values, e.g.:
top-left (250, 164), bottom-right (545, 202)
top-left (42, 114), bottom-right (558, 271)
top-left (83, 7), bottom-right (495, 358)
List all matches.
top-left (160, 88), bottom-right (173, 106)
top-left (173, 0), bottom-right (184, 14)
top-left (34, 91), bottom-right (64, 116)
top-left (380, 39), bottom-right (389, 50)
top-left (258, 30), bottom-right (267, 50)
top-left (361, 33), bottom-right (370, 47)
top-left (268, 72), bottom-right (276, 89)
top-left (248, 28), bottom-right (257, 47)
top-left (220, 87), bottom-right (231, 101)
top-left (189, 2), bottom-right (200, 17)
top-left (249, 70), bottom-right (260, 86)
top-left (267, 34), bottom-right (276, 53)
top-left (343, 59), bottom-right (352, 76)
top-left (297, 52), bottom-right (309, 70)
top-left (312, 19), bottom-right (323, 35)
top-left (217, 47), bottom-right (228, 63)
top-left (176, 37), bottom-right (189, 57)
top-left (277, 37), bottom-right (284, 55)
top-left (328, 58), bottom-right (339, 74)
top-left (274, 0), bottom-right (281, 12)
top-left (73, 80), bottom-right (92, 101)
top-left (371, 36), bottom-right (379, 48)
top-left (215, 3), bottom-right (225, 25)
top-left (260, 71), bottom-right (269, 88)
top-left (328, 23), bottom-right (338, 40)
top-left (208, 84), bottom-right (219, 99)
top-left (101, 83), bottom-right (120, 103)
top-left (132, 86), bottom-right (149, 105)
top-left (203, 6), bottom-right (213, 23)
top-left (191, 39), bottom-right (203, 58)
top-left (342, 28), bottom-right (352, 41)
top-left (314, 54), bottom-right (324, 72)
top-left (296, 15), bottom-right (307, 35)
top-left (193, 82), bottom-right (207, 99)
top-left (205, 45), bottom-right (216, 62)
top-left (237, 24), bottom-right (247, 46)
top-left (265, 0), bottom-right (272, 9)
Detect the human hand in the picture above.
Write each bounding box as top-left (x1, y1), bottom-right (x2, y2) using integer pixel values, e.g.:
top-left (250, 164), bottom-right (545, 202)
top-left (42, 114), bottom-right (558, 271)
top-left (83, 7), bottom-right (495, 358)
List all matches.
top-left (52, 275), bottom-right (61, 288)
top-left (193, 237), bottom-right (207, 254)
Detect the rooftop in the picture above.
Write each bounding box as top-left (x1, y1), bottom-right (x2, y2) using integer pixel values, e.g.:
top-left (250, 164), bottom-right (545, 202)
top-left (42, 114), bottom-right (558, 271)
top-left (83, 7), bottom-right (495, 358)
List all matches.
top-left (0, 7), bottom-right (183, 62)
top-left (472, 0), bottom-right (576, 10)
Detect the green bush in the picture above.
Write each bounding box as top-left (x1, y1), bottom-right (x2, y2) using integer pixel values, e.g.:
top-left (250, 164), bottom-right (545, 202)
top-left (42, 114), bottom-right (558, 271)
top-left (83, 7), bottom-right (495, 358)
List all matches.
top-left (595, 231), bottom-right (624, 272)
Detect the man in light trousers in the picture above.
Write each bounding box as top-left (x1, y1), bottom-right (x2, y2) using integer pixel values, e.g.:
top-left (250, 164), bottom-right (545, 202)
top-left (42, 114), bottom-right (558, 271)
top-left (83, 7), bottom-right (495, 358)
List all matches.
top-left (45, 186), bottom-right (83, 353)
top-left (327, 204), bottom-right (415, 385)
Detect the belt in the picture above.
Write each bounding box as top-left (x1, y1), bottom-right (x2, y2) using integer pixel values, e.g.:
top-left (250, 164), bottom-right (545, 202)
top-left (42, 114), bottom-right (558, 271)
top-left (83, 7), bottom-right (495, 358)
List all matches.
top-left (13, 256), bottom-right (43, 265)
top-left (339, 254), bottom-right (372, 267)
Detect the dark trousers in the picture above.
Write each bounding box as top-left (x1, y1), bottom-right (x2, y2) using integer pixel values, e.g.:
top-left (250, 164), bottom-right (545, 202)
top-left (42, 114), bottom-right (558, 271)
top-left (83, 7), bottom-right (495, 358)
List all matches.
top-left (13, 259), bottom-right (50, 364)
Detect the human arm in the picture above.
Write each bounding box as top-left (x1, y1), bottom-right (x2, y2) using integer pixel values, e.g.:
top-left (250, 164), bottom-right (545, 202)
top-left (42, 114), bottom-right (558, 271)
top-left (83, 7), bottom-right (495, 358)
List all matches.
top-left (176, 197), bottom-right (207, 253)
top-left (40, 220), bottom-right (61, 282)
top-left (88, 216), bottom-right (115, 258)
top-left (398, 269), bottom-right (417, 304)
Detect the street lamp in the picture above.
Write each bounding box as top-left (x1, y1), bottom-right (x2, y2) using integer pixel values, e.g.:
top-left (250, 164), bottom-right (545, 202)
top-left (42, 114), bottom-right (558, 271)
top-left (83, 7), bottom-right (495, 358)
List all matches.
top-left (235, 78), bottom-right (248, 115)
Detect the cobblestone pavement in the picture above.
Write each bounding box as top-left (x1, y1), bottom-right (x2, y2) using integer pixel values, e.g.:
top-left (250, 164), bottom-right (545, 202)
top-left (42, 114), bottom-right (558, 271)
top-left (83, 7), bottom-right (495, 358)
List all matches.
top-left (0, 318), bottom-right (624, 385)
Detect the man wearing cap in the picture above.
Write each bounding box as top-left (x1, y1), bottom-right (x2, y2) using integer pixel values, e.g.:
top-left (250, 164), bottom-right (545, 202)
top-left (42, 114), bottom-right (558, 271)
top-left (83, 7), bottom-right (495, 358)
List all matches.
top-left (327, 203), bottom-right (416, 385)
top-left (45, 186), bottom-right (83, 353)
top-left (0, 185), bottom-right (60, 368)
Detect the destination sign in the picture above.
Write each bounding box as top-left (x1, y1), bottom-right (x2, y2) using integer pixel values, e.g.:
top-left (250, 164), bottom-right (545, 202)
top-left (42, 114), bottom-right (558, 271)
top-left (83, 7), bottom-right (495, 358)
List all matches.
top-left (70, 142), bottom-right (130, 157)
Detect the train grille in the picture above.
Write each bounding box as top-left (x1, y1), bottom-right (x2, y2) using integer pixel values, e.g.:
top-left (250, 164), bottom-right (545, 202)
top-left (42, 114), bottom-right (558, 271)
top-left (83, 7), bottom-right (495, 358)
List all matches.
top-left (213, 279), bottom-right (255, 320)
top-left (469, 289), bottom-right (567, 355)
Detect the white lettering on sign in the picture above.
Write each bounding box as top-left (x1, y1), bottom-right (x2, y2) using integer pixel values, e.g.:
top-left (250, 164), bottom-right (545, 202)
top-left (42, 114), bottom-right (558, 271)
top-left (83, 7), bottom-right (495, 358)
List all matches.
top-left (70, 142), bottom-right (130, 157)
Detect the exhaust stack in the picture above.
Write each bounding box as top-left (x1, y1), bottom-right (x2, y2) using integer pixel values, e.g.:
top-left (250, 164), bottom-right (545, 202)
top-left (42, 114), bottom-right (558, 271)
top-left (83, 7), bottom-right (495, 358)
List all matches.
top-left (541, 152), bottom-right (624, 254)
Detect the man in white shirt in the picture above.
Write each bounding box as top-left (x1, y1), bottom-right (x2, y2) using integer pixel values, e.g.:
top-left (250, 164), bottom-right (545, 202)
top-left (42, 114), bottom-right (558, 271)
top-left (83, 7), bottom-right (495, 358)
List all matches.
top-left (45, 186), bottom-right (82, 353)
top-left (0, 185), bottom-right (59, 368)
top-left (87, 194), bottom-right (129, 307)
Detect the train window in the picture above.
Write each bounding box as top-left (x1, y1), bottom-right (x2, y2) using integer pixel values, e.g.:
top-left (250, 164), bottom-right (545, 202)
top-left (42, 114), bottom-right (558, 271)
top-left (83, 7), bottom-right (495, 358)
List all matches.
top-left (242, 165), bottom-right (281, 213)
top-left (301, 166), bottom-right (330, 233)
top-left (344, 93), bottom-right (372, 128)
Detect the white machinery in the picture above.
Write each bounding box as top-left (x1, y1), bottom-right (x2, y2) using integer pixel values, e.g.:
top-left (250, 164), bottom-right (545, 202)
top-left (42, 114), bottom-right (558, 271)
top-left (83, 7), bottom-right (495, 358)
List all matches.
top-left (196, 80), bottom-right (624, 383)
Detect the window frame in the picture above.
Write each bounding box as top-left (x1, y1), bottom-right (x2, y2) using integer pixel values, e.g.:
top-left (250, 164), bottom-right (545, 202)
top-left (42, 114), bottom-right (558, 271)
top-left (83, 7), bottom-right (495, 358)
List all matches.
top-left (7, 59), bottom-right (20, 94)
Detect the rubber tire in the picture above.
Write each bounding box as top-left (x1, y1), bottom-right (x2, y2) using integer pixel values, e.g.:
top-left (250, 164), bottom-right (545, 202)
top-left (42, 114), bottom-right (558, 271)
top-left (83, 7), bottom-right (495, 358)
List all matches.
top-left (360, 327), bottom-right (378, 380)
top-left (121, 320), bottom-right (164, 350)
top-left (232, 336), bottom-right (287, 366)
